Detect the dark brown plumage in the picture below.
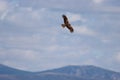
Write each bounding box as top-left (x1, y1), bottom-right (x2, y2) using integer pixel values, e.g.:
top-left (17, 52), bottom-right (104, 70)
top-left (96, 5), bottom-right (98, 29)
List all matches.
top-left (61, 14), bottom-right (74, 33)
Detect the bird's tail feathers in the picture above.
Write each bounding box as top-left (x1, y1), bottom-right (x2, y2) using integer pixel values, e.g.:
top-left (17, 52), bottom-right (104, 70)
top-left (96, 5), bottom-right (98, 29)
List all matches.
top-left (61, 24), bottom-right (65, 28)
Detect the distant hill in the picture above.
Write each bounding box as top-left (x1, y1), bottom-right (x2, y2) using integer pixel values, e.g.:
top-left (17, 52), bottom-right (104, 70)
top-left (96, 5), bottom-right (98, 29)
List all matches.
top-left (39, 65), bottom-right (120, 80)
top-left (0, 64), bottom-right (120, 80)
top-left (0, 64), bottom-right (32, 75)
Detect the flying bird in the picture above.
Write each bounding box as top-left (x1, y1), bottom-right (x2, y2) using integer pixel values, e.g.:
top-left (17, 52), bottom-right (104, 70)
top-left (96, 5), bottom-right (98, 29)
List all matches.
top-left (61, 14), bottom-right (74, 33)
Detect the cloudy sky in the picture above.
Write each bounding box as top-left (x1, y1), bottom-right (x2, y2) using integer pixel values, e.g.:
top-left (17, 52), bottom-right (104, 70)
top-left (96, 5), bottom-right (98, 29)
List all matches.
top-left (0, 0), bottom-right (120, 72)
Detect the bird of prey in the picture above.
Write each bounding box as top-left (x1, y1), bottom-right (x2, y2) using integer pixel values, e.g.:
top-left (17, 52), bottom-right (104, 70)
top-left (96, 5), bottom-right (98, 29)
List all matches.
top-left (61, 14), bottom-right (74, 33)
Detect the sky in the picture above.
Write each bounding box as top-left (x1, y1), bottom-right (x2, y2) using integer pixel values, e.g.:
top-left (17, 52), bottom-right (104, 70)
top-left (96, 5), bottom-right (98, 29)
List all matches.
top-left (0, 0), bottom-right (120, 72)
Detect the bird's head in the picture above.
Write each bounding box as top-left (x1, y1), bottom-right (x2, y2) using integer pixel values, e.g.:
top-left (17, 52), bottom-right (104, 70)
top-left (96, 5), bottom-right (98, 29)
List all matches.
top-left (62, 14), bottom-right (66, 18)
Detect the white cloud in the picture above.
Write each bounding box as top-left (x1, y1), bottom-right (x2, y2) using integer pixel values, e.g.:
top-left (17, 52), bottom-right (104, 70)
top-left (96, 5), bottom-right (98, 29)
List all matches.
top-left (5, 7), bottom-right (59, 29)
top-left (92, 0), bottom-right (104, 4)
top-left (0, 0), bottom-right (8, 12)
top-left (75, 25), bottom-right (96, 36)
top-left (0, 0), bottom-right (10, 20)
top-left (102, 39), bottom-right (111, 43)
top-left (6, 9), bottom-right (36, 27)
top-left (66, 12), bottom-right (86, 22)
top-left (0, 1), bottom-right (20, 21)
top-left (115, 52), bottom-right (120, 62)
top-left (102, 6), bottom-right (120, 13)
top-left (0, 9), bottom-right (9, 20)
top-left (0, 48), bottom-right (38, 61)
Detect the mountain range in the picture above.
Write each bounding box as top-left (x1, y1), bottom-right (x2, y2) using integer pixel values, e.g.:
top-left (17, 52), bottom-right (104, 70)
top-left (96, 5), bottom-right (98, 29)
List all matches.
top-left (0, 64), bottom-right (120, 80)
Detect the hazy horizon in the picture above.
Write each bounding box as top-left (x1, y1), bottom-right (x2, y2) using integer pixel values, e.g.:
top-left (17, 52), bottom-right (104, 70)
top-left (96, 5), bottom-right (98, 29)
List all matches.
top-left (1, 63), bottom-right (120, 73)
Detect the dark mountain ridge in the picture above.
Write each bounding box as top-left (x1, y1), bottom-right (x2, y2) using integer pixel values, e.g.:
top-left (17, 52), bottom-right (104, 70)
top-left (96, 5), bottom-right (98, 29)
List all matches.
top-left (0, 64), bottom-right (120, 80)
top-left (0, 64), bottom-right (32, 75)
top-left (39, 65), bottom-right (120, 80)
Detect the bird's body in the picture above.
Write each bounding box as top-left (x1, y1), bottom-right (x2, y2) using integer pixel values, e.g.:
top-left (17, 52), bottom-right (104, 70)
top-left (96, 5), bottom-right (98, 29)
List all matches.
top-left (61, 15), bottom-right (74, 33)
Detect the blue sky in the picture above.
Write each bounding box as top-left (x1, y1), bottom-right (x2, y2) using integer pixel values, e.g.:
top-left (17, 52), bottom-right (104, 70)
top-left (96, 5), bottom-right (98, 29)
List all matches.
top-left (0, 0), bottom-right (120, 72)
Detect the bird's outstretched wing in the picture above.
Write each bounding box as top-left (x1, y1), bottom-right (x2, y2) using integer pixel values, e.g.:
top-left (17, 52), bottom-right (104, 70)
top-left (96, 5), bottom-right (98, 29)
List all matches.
top-left (61, 14), bottom-right (74, 33)
top-left (62, 15), bottom-right (69, 25)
